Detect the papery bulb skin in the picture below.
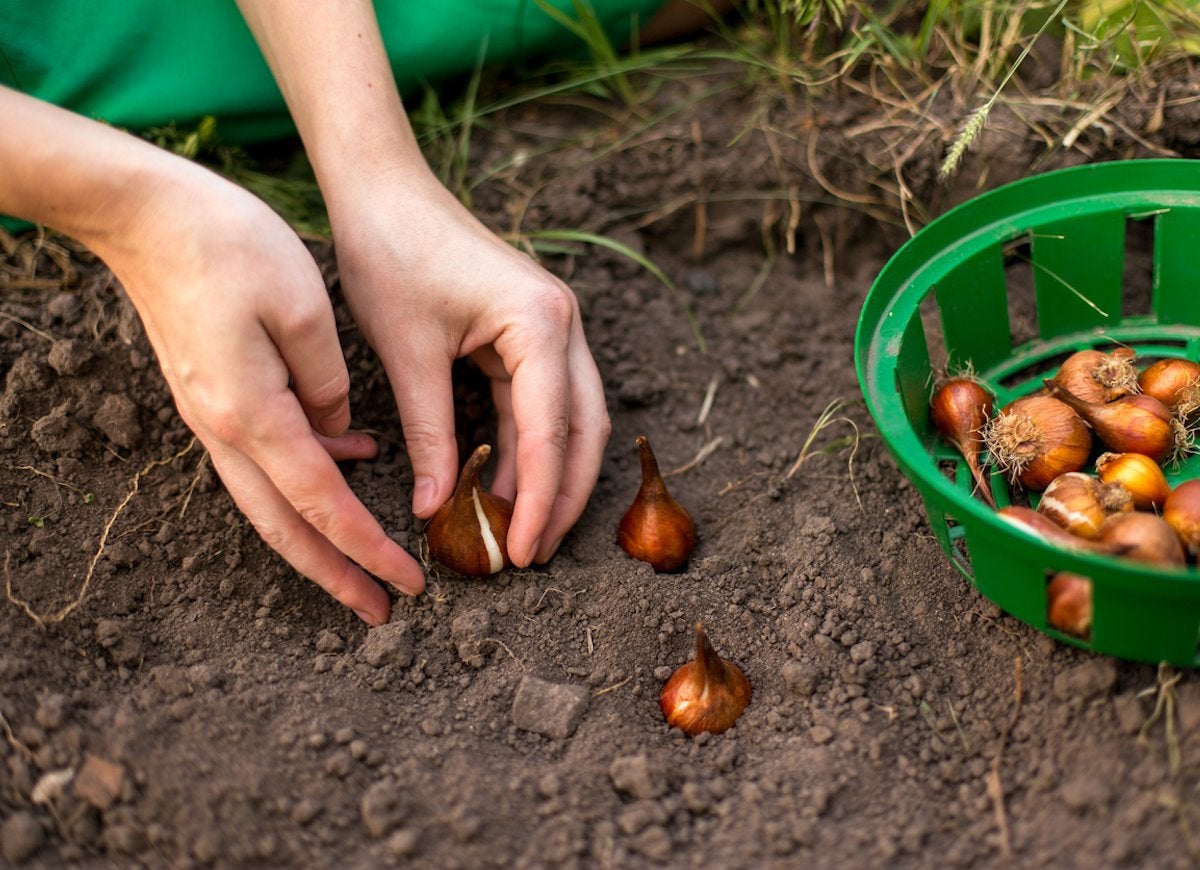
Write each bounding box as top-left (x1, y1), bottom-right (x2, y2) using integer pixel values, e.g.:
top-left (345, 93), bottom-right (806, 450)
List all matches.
top-left (1163, 479), bottom-right (1200, 555)
top-left (1138, 358), bottom-right (1200, 414)
top-left (1096, 512), bottom-right (1186, 567)
top-left (659, 623), bottom-right (752, 736)
top-left (1051, 347), bottom-right (1138, 404)
top-left (618, 436), bottom-right (697, 572)
top-left (983, 395), bottom-right (1091, 490)
top-left (1036, 472), bottom-right (1130, 539)
top-left (1044, 380), bottom-right (1174, 462)
top-left (930, 377), bottom-right (996, 506)
top-left (1094, 451), bottom-right (1171, 510)
top-left (425, 444), bottom-right (513, 576)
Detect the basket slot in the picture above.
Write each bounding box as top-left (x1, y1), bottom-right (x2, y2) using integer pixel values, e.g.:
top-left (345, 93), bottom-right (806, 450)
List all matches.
top-left (1031, 214), bottom-right (1125, 339)
top-left (933, 246), bottom-right (1010, 373)
top-left (895, 305), bottom-right (935, 442)
top-left (1153, 207), bottom-right (1200, 327)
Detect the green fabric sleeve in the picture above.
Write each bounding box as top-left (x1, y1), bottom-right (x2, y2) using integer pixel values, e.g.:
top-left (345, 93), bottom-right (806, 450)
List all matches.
top-left (0, 0), bottom-right (666, 142)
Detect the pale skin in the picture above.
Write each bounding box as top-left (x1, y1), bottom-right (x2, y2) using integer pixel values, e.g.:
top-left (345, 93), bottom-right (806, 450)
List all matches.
top-left (0, 0), bottom-right (730, 626)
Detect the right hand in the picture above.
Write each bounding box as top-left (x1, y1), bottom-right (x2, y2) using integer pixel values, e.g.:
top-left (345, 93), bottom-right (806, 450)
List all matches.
top-left (97, 157), bottom-right (424, 626)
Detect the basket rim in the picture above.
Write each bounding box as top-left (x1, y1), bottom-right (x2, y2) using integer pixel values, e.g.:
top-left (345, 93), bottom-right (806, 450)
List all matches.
top-left (854, 157), bottom-right (1200, 593)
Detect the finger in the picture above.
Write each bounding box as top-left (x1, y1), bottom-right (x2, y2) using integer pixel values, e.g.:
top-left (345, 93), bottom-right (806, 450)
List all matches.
top-left (502, 336), bottom-right (571, 568)
top-left (316, 429), bottom-right (380, 463)
top-left (534, 328), bottom-right (610, 563)
top-left (264, 281), bottom-right (353, 437)
top-left (472, 344), bottom-right (517, 500)
top-left (242, 394), bottom-right (426, 596)
top-left (490, 378), bottom-right (518, 501)
top-left (384, 335), bottom-right (459, 518)
top-left (205, 444), bottom-right (397, 625)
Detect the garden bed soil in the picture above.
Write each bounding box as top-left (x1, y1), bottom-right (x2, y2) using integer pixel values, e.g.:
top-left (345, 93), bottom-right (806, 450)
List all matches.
top-left (5, 53), bottom-right (1200, 868)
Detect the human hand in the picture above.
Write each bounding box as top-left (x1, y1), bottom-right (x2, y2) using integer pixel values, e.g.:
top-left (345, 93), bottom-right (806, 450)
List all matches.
top-left (98, 160), bottom-right (425, 625)
top-left (328, 173), bottom-right (611, 568)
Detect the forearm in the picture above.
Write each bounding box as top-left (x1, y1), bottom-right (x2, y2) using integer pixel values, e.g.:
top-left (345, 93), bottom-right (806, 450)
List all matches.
top-left (233, 0), bottom-right (438, 216)
top-left (0, 86), bottom-right (192, 256)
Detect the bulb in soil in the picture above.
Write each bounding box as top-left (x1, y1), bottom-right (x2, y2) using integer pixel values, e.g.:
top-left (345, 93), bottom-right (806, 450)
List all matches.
top-left (618, 435), bottom-right (697, 572)
top-left (660, 623), bottom-right (751, 736)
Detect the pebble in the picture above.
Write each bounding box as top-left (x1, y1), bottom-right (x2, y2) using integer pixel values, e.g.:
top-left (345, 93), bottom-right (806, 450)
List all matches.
top-left (450, 608), bottom-right (494, 668)
top-left (511, 675), bottom-right (589, 739)
top-left (386, 828), bottom-right (420, 857)
top-left (315, 630), bottom-right (345, 654)
top-left (1, 811), bottom-right (44, 864)
top-left (850, 641), bottom-right (876, 664)
top-left (809, 725), bottom-right (835, 745)
top-left (782, 660), bottom-right (818, 696)
top-left (609, 754), bottom-right (666, 800)
top-left (361, 779), bottom-right (408, 838)
top-left (360, 619), bottom-right (414, 669)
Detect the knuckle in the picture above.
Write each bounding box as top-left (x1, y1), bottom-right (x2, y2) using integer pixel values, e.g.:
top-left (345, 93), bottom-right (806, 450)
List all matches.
top-left (533, 283), bottom-right (577, 333)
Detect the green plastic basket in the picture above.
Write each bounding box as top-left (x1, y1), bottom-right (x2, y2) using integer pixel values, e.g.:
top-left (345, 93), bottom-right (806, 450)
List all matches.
top-left (855, 159), bottom-right (1200, 667)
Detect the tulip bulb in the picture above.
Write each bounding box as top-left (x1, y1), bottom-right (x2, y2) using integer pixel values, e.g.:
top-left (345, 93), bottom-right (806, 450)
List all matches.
top-left (1036, 472), bottom-right (1131, 539)
top-left (1047, 573), bottom-right (1092, 639)
top-left (618, 435), bottom-right (696, 572)
top-left (425, 444), bottom-right (513, 576)
top-left (1138, 358), bottom-right (1200, 417)
top-left (1163, 479), bottom-right (1200, 555)
top-left (930, 377), bottom-right (995, 507)
top-left (660, 623), bottom-right (751, 736)
top-left (1051, 347), bottom-right (1138, 404)
top-left (997, 506), bottom-right (1128, 556)
top-left (1043, 379), bottom-right (1174, 462)
top-left (983, 395), bottom-right (1091, 490)
top-left (1095, 512), bottom-right (1186, 567)
top-left (1094, 451), bottom-right (1171, 510)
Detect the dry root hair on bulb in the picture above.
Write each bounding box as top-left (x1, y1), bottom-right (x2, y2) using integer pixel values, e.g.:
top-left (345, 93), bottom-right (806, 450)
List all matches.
top-left (982, 395), bottom-right (1092, 490)
top-left (424, 444), bottom-right (514, 576)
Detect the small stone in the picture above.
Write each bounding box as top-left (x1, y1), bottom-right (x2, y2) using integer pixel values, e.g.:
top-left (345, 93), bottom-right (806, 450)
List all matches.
top-left (609, 754), bottom-right (666, 800)
top-left (1, 811), bottom-right (44, 864)
top-left (92, 393), bottom-right (143, 450)
top-left (361, 779), bottom-right (407, 839)
top-left (629, 825), bottom-right (673, 862)
top-left (386, 828), bottom-right (420, 857)
top-left (782, 660), bottom-right (818, 696)
top-left (315, 630), bottom-right (345, 654)
top-left (34, 694), bottom-right (67, 731)
top-left (809, 725), bottom-right (835, 745)
top-left (73, 755), bottom-right (125, 810)
top-left (450, 608), bottom-right (495, 668)
top-left (849, 641), bottom-right (876, 664)
top-left (360, 619), bottom-right (414, 669)
top-left (46, 339), bottom-right (93, 376)
top-left (292, 798), bottom-right (323, 826)
top-left (511, 675), bottom-right (589, 739)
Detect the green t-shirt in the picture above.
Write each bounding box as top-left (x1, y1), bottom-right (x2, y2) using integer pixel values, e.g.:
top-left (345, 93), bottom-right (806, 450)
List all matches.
top-left (1, 1), bottom-right (665, 141)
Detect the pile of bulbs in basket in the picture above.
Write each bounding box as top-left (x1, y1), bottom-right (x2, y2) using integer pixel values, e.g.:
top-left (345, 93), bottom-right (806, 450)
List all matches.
top-left (932, 348), bottom-right (1200, 641)
top-left (423, 435), bottom-right (750, 737)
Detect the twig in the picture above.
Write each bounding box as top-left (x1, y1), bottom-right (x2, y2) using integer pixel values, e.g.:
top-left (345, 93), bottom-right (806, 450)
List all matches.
top-left (666, 437), bottom-right (724, 477)
top-left (593, 675), bottom-right (633, 698)
top-left (695, 373), bottom-right (720, 428)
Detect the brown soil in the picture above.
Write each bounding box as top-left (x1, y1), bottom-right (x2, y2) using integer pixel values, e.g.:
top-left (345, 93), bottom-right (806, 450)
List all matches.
top-left (5, 48), bottom-right (1200, 869)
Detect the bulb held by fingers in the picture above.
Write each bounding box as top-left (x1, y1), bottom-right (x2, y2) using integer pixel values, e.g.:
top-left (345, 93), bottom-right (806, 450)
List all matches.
top-left (425, 444), bottom-right (514, 576)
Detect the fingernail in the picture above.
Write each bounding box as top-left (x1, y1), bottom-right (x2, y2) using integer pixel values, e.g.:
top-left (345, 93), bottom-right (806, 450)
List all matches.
top-left (412, 476), bottom-right (437, 516)
top-left (354, 608), bottom-right (383, 627)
